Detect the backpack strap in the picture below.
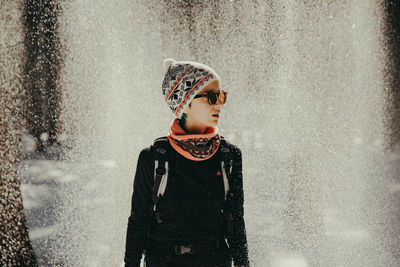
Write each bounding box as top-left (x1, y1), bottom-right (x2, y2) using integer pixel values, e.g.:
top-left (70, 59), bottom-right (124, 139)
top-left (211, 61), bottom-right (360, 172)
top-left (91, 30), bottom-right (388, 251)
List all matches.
top-left (150, 136), bottom-right (171, 212)
top-left (151, 136), bottom-right (233, 207)
top-left (219, 138), bottom-right (233, 201)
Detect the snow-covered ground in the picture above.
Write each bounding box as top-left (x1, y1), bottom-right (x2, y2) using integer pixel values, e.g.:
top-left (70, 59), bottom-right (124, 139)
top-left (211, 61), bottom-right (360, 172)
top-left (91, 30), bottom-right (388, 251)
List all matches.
top-left (20, 156), bottom-right (126, 266)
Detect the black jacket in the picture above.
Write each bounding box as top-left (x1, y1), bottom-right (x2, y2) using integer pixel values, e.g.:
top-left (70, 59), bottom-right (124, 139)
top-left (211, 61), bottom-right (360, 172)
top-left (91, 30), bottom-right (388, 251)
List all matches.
top-left (124, 139), bottom-right (249, 266)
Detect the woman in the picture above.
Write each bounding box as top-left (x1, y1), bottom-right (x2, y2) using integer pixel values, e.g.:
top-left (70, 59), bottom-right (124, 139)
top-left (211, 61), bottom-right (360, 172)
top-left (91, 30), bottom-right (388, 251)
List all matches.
top-left (124, 59), bottom-right (250, 267)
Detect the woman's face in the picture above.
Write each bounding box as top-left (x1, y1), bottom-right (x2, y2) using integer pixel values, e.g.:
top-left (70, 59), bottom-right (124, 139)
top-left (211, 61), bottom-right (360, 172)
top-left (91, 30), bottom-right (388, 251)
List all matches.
top-left (184, 80), bottom-right (223, 129)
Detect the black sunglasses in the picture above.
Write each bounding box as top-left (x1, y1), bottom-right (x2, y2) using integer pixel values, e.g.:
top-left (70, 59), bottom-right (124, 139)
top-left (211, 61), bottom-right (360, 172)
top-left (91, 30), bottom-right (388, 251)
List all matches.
top-left (194, 90), bottom-right (227, 105)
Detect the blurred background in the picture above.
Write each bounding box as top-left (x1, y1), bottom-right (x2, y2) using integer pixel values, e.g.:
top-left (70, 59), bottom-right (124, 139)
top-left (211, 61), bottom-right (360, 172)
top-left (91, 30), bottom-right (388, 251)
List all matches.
top-left (1, 0), bottom-right (400, 266)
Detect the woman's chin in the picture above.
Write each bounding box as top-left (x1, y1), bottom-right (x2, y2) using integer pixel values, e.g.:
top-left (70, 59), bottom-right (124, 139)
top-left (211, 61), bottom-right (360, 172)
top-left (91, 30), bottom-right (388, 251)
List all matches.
top-left (209, 120), bottom-right (218, 127)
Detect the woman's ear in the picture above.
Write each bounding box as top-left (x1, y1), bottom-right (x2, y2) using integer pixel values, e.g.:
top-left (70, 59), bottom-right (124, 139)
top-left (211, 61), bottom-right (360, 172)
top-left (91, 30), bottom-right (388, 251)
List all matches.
top-left (182, 103), bottom-right (191, 117)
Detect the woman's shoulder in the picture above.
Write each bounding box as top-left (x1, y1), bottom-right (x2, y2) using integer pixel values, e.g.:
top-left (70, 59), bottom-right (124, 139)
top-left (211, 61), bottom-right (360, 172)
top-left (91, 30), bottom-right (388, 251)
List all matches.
top-left (137, 136), bottom-right (169, 157)
top-left (220, 136), bottom-right (242, 157)
top-left (136, 146), bottom-right (152, 162)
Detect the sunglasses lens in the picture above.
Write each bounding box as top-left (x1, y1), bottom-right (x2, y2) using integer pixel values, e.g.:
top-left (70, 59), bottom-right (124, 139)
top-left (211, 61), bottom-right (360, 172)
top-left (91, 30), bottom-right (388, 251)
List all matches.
top-left (209, 93), bottom-right (218, 105)
top-left (220, 91), bottom-right (226, 104)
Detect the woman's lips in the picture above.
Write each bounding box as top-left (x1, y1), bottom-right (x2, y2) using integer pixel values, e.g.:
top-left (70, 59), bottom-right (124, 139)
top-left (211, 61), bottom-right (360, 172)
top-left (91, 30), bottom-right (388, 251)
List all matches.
top-left (212, 114), bottom-right (219, 118)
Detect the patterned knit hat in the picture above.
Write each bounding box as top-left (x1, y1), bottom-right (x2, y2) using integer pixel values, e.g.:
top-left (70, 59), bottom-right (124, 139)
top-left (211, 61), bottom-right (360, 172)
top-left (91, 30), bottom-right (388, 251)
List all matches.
top-left (162, 58), bottom-right (221, 119)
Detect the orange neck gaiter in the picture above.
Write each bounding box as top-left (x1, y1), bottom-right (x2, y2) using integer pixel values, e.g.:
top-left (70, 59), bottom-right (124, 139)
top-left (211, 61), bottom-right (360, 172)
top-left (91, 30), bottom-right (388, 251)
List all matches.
top-left (167, 118), bottom-right (221, 161)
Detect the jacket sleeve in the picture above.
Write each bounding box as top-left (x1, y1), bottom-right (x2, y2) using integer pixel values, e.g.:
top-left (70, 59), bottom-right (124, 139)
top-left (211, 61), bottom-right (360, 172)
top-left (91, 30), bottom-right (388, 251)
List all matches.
top-left (124, 148), bottom-right (154, 267)
top-left (228, 147), bottom-right (250, 267)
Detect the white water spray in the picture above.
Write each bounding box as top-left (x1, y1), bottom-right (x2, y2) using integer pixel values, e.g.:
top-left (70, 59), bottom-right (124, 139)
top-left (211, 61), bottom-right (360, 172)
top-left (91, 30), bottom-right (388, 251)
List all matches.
top-left (34, 1), bottom-right (397, 266)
